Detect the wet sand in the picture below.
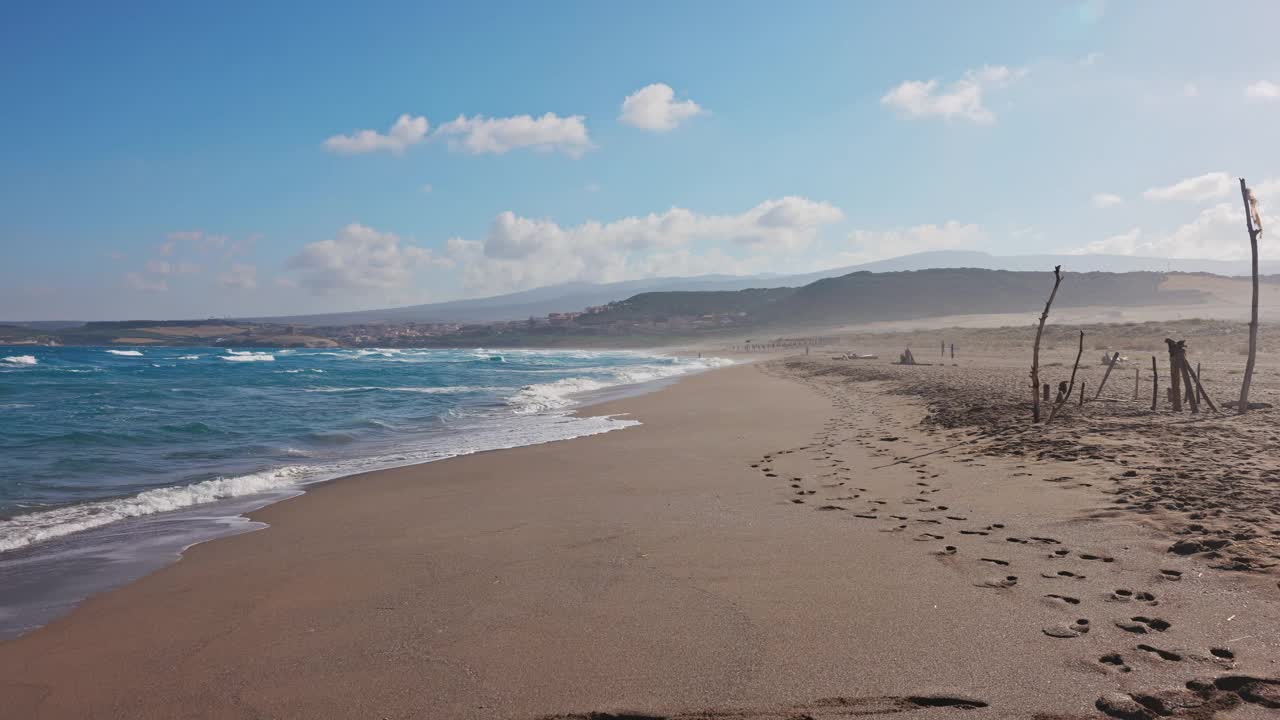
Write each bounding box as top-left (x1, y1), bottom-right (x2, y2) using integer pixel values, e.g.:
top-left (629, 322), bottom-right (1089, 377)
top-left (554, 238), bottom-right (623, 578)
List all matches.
top-left (2, 358), bottom-right (1278, 719)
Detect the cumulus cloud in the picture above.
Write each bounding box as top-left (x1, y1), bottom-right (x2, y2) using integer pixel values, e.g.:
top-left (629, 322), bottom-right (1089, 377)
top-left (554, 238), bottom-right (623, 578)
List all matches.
top-left (842, 221), bottom-right (986, 265)
top-left (1245, 81), bottom-right (1279, 101)
top-left (1070, 183), bottom-right (1277, 260)
top-left (286, 223), bottom-right (446, 294)
top-left (323, 114), bottom-right (429, 155)
top-left (619, 83), bottom-right (705, 131)
top-left (434, 113), bottom-right (592, 157)
top-left (881, 65), bottom-right (1026, 123)
top-left (1091, 193), bottom-right (1123, 209)
top-left (1142, 172), bottom-right (1233, 202)
top-left (444, 196), bottom-right (843, 294)
top-left (218, 263), bottom-right (258, 289)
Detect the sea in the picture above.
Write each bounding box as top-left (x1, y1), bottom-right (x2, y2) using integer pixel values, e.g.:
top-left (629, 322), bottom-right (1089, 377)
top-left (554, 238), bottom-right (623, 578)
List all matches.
top-left (0, 346), bottom-right (731, 638)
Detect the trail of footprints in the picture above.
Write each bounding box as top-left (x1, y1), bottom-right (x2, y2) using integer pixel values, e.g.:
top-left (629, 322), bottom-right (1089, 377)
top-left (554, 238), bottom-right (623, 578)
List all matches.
top-left (748, 367), bottom-right (1276, 718)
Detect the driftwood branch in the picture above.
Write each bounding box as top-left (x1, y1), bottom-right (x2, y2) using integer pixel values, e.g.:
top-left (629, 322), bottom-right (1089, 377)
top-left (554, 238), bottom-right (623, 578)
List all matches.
top-left (1186, 362), bottom-right (1219, 413)
top-left (1046, 329), bottom-right (1084, 423)
top-left (1239, 178), bottom-right (1261, 414)
top-left (1031, 265), bottom-right (1063, 423)
top-left (1093, 350), bottom-right (1120, 400)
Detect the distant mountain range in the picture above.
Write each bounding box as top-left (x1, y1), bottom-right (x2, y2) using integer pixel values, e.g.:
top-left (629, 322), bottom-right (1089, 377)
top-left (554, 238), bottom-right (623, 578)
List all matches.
top-left (249, 251), bottom-right (1279, 326)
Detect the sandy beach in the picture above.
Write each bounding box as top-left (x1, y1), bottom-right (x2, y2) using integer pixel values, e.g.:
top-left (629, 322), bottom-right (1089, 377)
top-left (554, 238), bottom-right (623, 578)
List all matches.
top-left (2, 355), bottom-right (1279, 719)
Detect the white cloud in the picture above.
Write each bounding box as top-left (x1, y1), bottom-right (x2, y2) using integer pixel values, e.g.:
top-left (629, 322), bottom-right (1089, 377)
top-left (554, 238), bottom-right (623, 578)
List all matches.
top-left (1142, 172), bottom-right (1233, 202)
top-left (842, 221), bottom-right (985, 264)
top-left (1091, 193), bottom-right (1123, 209)
top-left (420, 183), bottom-right (433, 194)
top-left (1078, 52), bottom-right (1103, 66)
top-left (434, 113), bottom-right (592, 157)
top-left (1182, 82), bottom-right (1199, 98)
top-left (323, 114), bottom-right (429, 155)
top-left (1069, 183), bottom-right (1277, 259)
top-left (619, 83), bottom-right (705, 131)
top-left (445, 196), bottom-right (843, 294)
top-left (218, 263), bottom-right (258, 289)
top-left (286, 223), bottom-right (447, 294)
top-left (1245, 81), bottom-right (1279, 101)
top-left (881, 65), bottom-right (1026, 124)
top-left (1069, 227), bottom-right (1142, 255)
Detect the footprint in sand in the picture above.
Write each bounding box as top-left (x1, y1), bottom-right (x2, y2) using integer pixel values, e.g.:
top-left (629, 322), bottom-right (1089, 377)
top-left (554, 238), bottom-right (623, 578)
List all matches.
top-left (975, 575), bottom-right (1018, 589)
top-left (1134, 643), bottom-right (1182, 661)
top-left (1098, 653), bottom-right (1133, 673)
top-left (1114, 616), bottom-right (1171, 634)
top-left (1109, 589), bottom-right (1158, 605)
top-left (1043, 619), bottom-right (1090, 638)
top-left (1042, 570), bottom-right (1086, 580)
top-left (1044, 594), bottom-right (1081, 606)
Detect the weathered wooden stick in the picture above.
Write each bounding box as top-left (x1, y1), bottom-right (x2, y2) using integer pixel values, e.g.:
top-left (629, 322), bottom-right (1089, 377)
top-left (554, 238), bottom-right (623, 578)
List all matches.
top-left (1239, 178), bottom-right (1261, 414)
top-left (1094, 350), bottom-right (1120, 400)
top-left (1134, 367), bottom-right (1139, 400)
top-left (1047, 329), bottom-right (1084, 423)
top-left (1031, 266), bottom-right (1064, 423)
top-left (1196, 362), bottom-right (1204, 403)
top-left (1079, 381), bottom-right (1086, 406)
top-left (1179, 357), bottom-right (1199, 414)
top-left (1151, 356), bottom-right (1159, 411)
top-left (1166, 339), bottom-right (1183, 412)
top-left (1185, 362), bottom-right (1219, 413)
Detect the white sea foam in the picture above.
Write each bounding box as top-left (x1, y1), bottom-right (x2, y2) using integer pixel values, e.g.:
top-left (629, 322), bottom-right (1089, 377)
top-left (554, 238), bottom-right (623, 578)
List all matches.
top-left (507, 356), bottom-right (734, 414)
top-left (177, 355), bottom-right (201, 360)
top-left (0, 466), bottom-right (311, 553)
top-left (106, 349), bottom-right (143, 357)
top-left (2, 355), bottom-right (37, 366)
top-left (220, 352), bottom-right (275, 362)
top-left (0, 412), bottom-right (642, 555)
top-left (304, 385), bottom-right (486, 394)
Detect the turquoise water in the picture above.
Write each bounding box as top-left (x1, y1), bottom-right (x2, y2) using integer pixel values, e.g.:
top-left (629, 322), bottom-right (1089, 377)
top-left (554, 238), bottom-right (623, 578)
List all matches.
top-left (0, 346), bottom-right (729, 636)
top-left (0, 346), bottom-right (729, 552)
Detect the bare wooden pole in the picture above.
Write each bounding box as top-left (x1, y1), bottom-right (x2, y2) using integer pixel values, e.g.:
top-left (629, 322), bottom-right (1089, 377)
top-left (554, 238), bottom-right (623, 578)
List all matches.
top-left (1031, 266), bottom-right (1064, 423)
top-left (1166, 338), bottom-right (1183, 412)
top-left (1134, 367), bottom-right (1140, 400)
top-left (1047, 329), bottom-right (1084, 423)
top-left (1094, 350), bottom-right (1121, 400)
top-left (1238, 178), bottom-right (1262, 414)
top-left (1195, 362), bottom-right (1204, 403)
top-left (1151, 356), bottom-right (1159, 411)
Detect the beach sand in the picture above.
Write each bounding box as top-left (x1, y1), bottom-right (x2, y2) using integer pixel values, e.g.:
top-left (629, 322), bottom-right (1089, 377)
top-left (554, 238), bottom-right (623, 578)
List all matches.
top-left (2, 358), bottom-right (1278, 719)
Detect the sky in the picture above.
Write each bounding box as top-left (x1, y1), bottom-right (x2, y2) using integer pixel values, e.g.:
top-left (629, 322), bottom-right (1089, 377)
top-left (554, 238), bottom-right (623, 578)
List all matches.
top-left (2, 0), bottom-right (1279, 320)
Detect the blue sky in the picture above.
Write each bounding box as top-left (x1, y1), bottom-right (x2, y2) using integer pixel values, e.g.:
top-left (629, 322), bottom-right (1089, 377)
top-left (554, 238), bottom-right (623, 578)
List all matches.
top-left (2, 0), bottom-right (1279, 320)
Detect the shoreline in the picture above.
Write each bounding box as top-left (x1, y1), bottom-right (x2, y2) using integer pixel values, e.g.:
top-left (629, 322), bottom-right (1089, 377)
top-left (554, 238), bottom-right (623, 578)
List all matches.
top-left (0, 349), bottom-right (743, 641)
top-left (2, 356), bottom-right (1276, 719)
